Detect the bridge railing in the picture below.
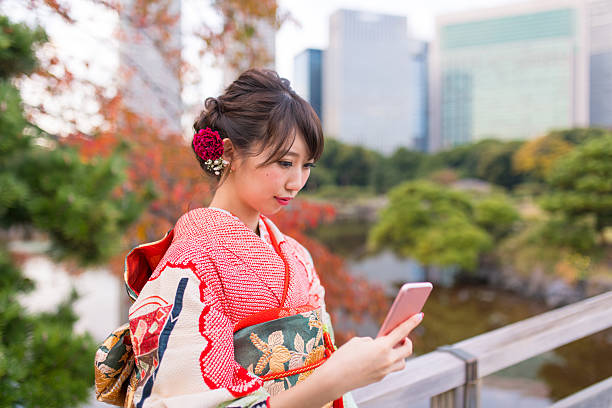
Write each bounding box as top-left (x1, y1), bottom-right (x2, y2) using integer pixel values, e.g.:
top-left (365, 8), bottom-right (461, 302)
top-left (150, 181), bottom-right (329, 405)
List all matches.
top-left (352, 290), bottom-right (612, 408)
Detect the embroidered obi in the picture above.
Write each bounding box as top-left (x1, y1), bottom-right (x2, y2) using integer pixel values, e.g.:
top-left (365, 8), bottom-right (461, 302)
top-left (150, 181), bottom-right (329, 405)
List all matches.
top-left (94, 207), bottom-right (357, 408)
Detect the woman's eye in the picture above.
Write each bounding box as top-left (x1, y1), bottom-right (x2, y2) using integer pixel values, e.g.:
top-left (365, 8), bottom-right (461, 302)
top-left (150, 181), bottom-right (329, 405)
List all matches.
top-left (278, 161), bottom-right (292, 168)
top-left (305, 163), bottom-right (316, 168)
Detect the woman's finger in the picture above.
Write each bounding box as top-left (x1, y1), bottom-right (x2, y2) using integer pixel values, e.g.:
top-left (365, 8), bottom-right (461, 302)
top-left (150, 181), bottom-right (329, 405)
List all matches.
top-left (391, 337), bottom-right (413, 360)
top-left (388, 358), bottom-right (407, 373)
top-left (384, 313), bottom-right (423, 347)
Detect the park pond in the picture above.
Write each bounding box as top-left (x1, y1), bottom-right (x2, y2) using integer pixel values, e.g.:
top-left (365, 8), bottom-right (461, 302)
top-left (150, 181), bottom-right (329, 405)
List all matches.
top-left (307, 217), bottom-right (612, 406)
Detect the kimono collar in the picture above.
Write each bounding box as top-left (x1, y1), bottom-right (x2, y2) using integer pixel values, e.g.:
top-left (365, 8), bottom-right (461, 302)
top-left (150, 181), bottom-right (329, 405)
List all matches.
top-left (124, 207), bottom-right (288, 301)
top-left (206, 206), bottom-right (286, 249)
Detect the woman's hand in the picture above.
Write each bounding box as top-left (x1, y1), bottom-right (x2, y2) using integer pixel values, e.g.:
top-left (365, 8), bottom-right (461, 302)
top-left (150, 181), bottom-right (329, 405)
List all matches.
top-left (316, 312), bottom-right (424, 397)
top-left (268, 313), bottom-right (423, 408)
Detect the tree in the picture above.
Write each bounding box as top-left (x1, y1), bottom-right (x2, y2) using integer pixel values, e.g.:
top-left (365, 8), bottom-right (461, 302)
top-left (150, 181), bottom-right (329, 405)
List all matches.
top-left (419, 139), bottom-right (526, 189)
top-left (513, 133), bottom-right (574, 180)
top-left (473, 195), bottom-right (520, 240)
top-left (16, 0), bottom-right (388, 344)
top-left (512, 128), bottom-right (609, 180)
top-left (368, 180), bottom-right (493, 272)
top-left (541, 134), bottom-right (612, 243)
top-left (0, 16), bottom-right (149, 407)
top-left (373, 147), bottom-right (425, 193)
top-left (389, 147), bottom-right (424, 179)
top-left (197, 0), bottom-right (291, 74)
top-left (473, 140), bottom-right (525, 189)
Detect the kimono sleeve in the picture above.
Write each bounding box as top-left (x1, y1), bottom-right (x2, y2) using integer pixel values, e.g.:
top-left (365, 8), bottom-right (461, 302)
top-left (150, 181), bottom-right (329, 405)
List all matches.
top-left (127, 240), bottom-right (270, 408)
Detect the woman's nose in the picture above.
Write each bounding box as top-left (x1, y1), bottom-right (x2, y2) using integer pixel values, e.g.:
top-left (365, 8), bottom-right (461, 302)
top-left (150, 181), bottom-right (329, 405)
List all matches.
top-left (286, 168), bottom-right (304, 191)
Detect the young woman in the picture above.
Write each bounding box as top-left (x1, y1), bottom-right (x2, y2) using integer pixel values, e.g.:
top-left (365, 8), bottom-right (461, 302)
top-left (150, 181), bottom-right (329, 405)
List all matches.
top-left (99, 69), bottom-right (422, 408)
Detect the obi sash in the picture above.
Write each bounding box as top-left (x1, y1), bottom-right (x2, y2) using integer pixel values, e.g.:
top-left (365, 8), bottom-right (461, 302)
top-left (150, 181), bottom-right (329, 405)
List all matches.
top-left (233, 306), bottom-right (358, 408)
top-left (95, 214), bottom-right (358, 407)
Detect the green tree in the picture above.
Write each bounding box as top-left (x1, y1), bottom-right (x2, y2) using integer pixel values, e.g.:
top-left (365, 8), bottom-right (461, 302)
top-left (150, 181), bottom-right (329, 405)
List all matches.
top-left (0, 16), bottom-right (149, 407)
top-left (336, 145), bottom-right (376, 186)
top-left (474, 140), bottom-right (525, 189)
top-left (378, 147), bottom-right (425, 191)
top-left (368, 180), bottom-right (493, 271)
top-left (419, 139), bottom-right (525, 189)
top-left (541, 134), bottom-right (612, 243)
top-left (473, 195), bottom-right (520, 240)
top-left (513, 128), bottom-right (609, 181)
top-left (307, 137), bottom-right (379, 189)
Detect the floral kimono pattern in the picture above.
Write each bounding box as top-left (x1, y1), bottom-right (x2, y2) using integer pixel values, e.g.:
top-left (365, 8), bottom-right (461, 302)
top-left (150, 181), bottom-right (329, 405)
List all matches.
top-left (95, 207), bottom-right (357, 408)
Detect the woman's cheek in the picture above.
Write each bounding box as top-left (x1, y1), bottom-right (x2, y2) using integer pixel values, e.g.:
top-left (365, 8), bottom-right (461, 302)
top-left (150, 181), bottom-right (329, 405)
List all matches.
top-left (264, 168), bottom-right (282, 180)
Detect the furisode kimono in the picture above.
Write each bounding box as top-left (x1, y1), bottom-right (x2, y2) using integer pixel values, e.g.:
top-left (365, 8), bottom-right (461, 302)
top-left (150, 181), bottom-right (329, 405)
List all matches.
top-left (103, 207), bottom-right (358, 407)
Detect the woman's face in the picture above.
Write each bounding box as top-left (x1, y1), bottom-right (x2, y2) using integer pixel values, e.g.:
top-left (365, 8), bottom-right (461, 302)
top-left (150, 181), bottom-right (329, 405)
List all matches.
top-left (229, 132), bottom-right (316, 216)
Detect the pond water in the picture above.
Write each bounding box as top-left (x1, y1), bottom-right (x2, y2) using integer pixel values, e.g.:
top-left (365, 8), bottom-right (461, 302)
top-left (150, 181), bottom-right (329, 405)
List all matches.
top-left (308, 219), bottom-right (612, 406)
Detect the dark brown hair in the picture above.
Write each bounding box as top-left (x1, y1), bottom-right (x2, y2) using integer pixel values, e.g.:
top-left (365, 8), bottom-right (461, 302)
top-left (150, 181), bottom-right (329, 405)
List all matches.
top-left (192, 68), bottom-right (324, 179)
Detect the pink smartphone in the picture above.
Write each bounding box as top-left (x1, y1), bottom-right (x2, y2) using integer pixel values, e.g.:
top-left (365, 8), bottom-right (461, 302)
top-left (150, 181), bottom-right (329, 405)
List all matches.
top-left (377, 282), bottom-right (433, 337)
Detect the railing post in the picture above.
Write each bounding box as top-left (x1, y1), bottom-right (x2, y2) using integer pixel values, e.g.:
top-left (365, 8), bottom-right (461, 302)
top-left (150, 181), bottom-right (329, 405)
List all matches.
top-left (431, 387), bottom-right (461, 408)
top-left (436, 346), bottom-right (481, 408)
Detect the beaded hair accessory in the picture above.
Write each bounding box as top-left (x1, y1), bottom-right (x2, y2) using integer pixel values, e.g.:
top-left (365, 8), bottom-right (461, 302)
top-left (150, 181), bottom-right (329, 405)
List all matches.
top-left (193, 127), bottom-right (229, 176)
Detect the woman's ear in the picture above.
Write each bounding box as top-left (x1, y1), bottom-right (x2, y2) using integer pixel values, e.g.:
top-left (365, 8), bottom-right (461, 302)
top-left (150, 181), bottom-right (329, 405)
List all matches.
top-left (221, 138), bottom-right (235, 163)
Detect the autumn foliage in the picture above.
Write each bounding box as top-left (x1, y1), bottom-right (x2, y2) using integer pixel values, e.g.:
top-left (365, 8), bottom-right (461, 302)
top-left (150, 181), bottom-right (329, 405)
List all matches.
top-left (19, 0), bottom-right (388, 343)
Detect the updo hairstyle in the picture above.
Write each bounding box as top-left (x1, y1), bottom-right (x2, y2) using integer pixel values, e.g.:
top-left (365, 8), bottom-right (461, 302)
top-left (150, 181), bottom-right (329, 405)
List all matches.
top-left (192, 68), bottom-right (324, 181)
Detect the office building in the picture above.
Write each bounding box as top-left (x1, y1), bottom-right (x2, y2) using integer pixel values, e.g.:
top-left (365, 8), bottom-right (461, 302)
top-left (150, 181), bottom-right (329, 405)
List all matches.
top-left (119, 0), bottom-right (182, 134)
top-left (429, 0), bottom-right (612, 151)
top-left (324, 9), bottom-right (429, 154)
top-left (589, 0), bottom-right (612, 128)
top-left (293, 48), bottom-right (324, 121)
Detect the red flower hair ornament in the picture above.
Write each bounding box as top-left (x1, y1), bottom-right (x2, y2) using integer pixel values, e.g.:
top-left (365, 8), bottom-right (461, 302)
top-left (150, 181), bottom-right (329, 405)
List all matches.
top-left (193, 127), bottom-right (229, 176)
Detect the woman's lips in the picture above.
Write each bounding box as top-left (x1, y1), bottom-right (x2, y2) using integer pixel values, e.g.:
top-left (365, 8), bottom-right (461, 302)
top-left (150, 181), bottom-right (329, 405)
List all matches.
top-left (275, 197), bottom-right (291, 206)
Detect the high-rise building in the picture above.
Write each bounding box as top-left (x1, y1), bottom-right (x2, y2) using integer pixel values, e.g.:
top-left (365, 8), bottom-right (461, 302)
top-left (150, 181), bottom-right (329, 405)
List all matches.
top-left (411, 42), bottom-right (429, 152)
top-left (119, 0), bottom-right (182, 134)
top-left (293, 48), bottom-right (324, 122)
top-left (323, 9), bottom-right (429, 154)
top-left (589, 0), bottom-right (612, 128)
top-left (429, 0), bottom-right (612, 151)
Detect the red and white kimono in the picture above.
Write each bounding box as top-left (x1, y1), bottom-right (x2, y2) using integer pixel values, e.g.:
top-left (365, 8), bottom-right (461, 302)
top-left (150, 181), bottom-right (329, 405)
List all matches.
top-left (125, 207), bottom-right (329, 407)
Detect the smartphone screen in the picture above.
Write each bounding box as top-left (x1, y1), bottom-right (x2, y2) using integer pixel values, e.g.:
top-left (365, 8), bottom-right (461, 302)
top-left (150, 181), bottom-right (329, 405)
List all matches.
top-left (377, 282), bottom-right (433, 337)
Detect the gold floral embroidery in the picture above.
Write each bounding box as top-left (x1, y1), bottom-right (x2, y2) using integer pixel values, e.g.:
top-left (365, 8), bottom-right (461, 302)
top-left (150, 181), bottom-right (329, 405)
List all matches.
top-left (249, 330), bottom-right (291, 374)
top-left (239, 307), bottom-right (335, 401)
top-left (297, 345), bottom-right (326, 383)
top-left (309, 316), bottom-right (325, 347)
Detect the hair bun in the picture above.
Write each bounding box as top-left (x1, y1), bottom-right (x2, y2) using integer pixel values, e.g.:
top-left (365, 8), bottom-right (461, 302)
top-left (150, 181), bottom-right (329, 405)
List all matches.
top-left (205, 97), bottom-right (224, 114)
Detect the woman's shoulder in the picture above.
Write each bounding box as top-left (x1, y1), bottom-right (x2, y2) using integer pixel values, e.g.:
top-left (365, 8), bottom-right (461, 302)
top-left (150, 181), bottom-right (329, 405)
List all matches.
top-left (173, 207), bottom-right (245, 246)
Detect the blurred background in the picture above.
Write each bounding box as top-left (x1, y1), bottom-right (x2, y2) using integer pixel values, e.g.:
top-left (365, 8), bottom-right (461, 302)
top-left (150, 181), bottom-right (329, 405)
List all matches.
top-left (0, 0), bottom-right (611, 407)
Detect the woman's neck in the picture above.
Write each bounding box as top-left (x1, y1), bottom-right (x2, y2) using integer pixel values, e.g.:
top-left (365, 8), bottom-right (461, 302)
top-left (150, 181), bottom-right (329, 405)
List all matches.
top-left (208, 189), bottom-right (260, 233)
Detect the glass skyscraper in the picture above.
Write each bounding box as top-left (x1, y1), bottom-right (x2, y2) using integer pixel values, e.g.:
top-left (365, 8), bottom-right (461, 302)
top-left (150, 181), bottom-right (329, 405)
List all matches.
top-left (293, 49), bottom-right (324, 122)
top-left (589, 0), bottom-right (612, 128)
top-left (430, 0), bottom-right (612, 151)
top-left (323, 9), bottom-right (429, 154)
top-left (119, 0), bottom-right (182, 134)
